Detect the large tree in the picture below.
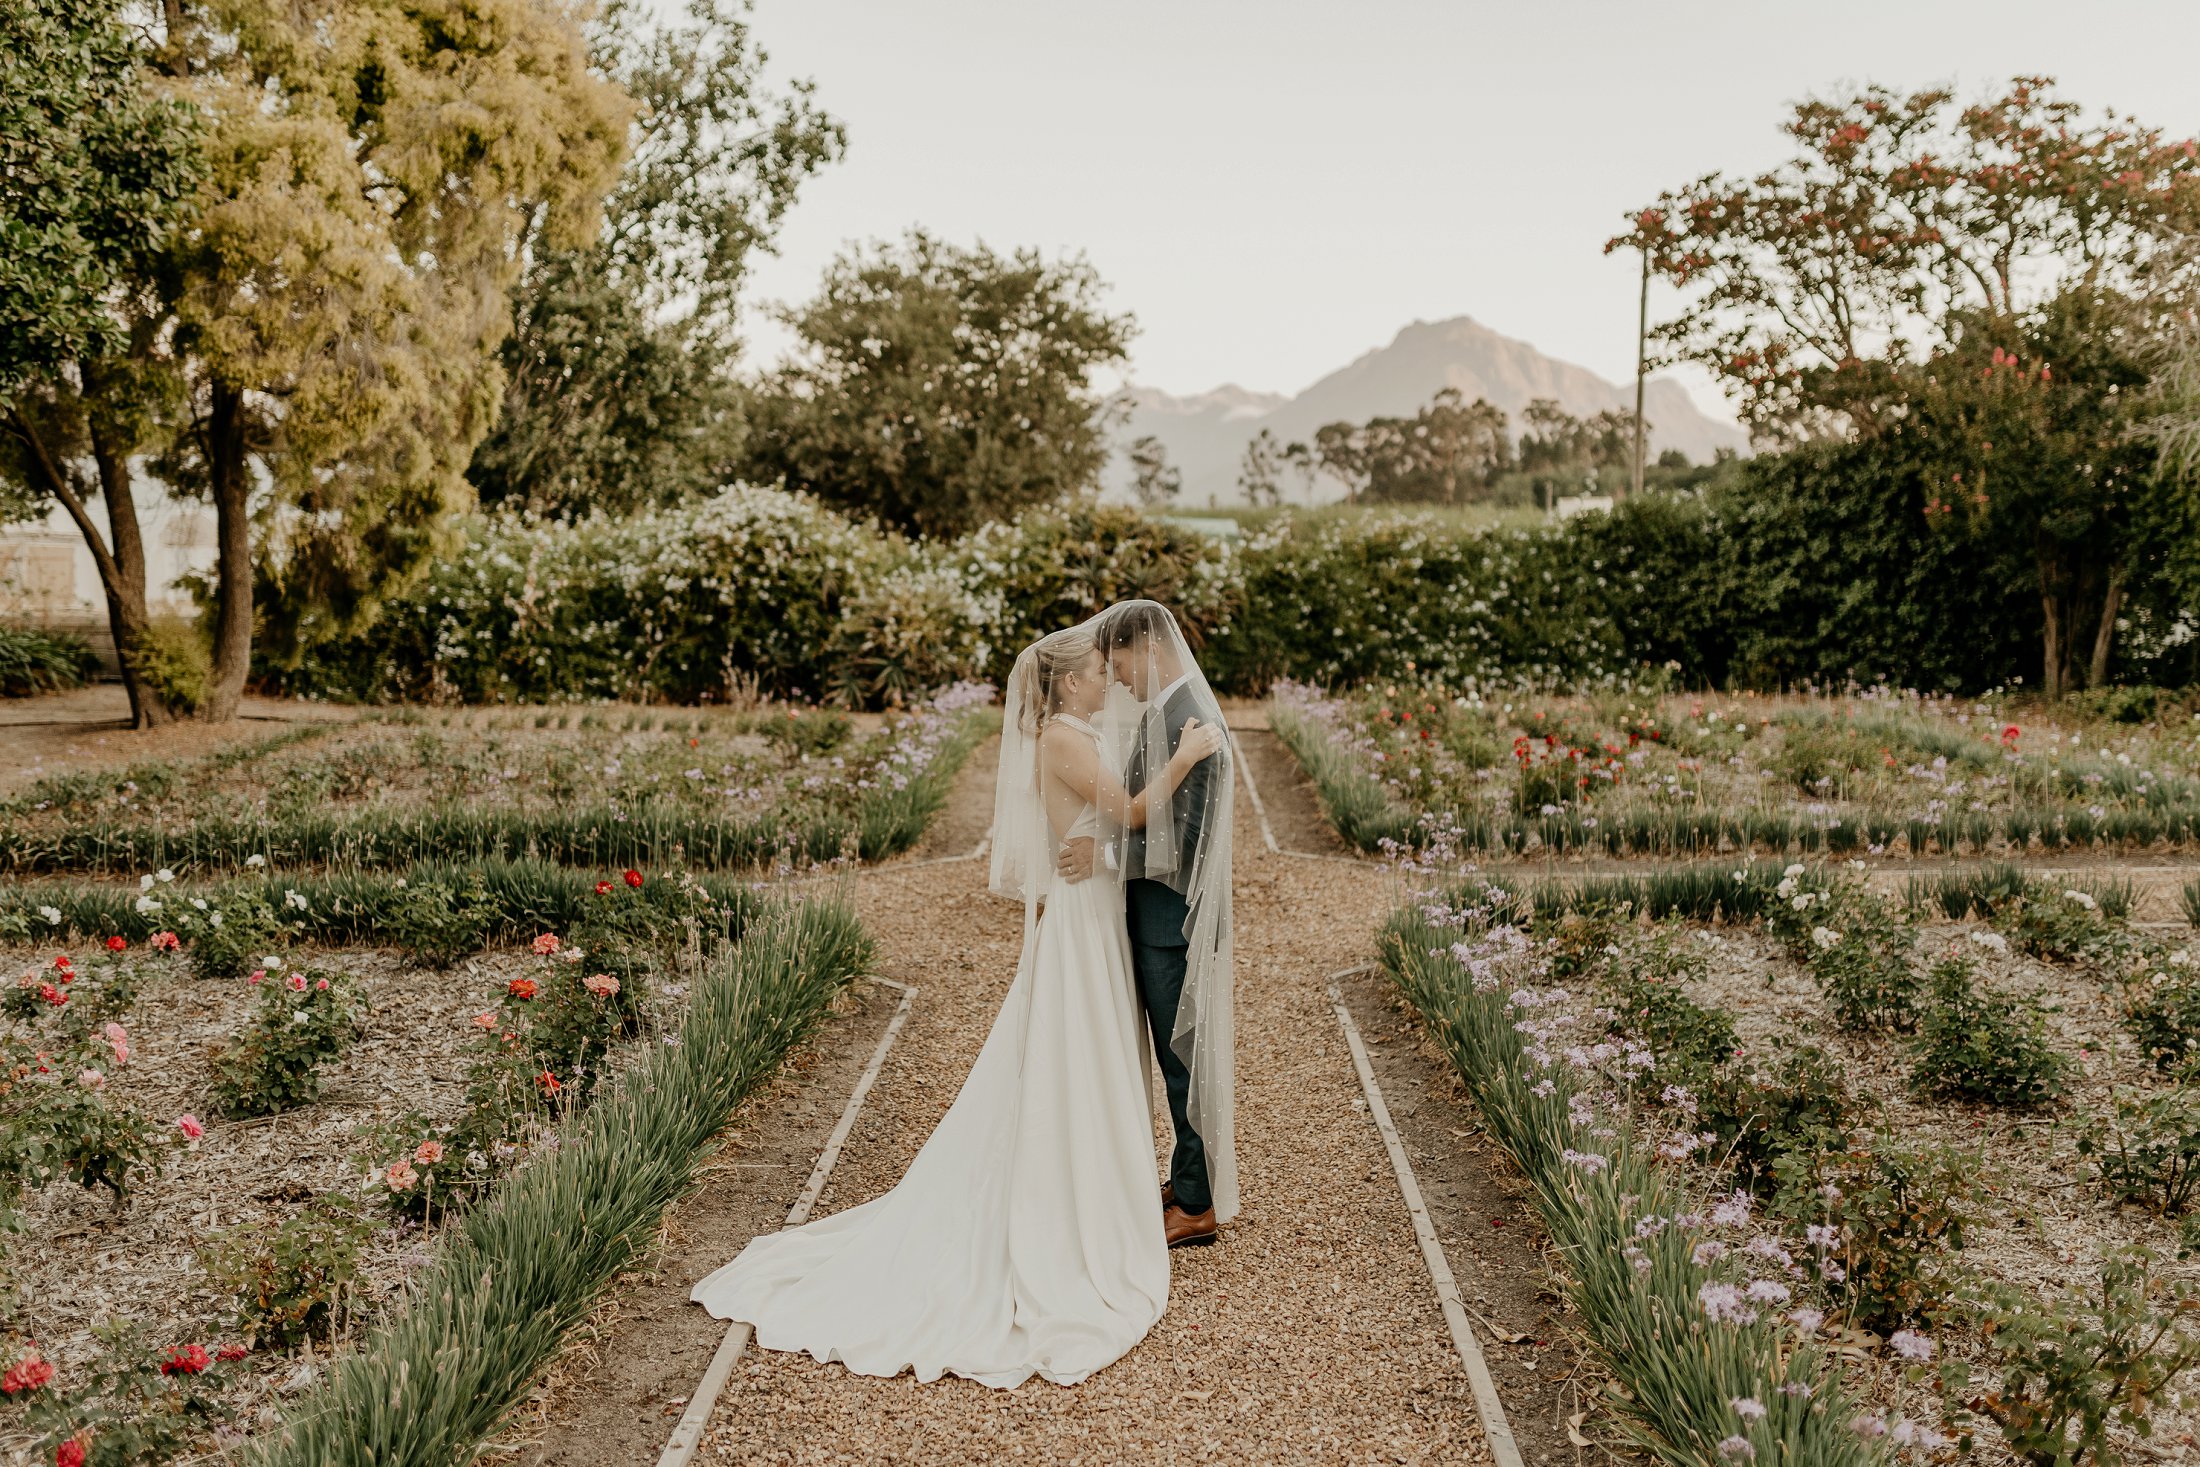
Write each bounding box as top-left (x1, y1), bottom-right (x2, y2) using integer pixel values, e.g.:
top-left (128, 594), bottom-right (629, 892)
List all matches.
top-left (470, 0), bottom-right (845, 520)
top-left (5, 0), bottom-right (630, 722)
top-left (1613, 77), bottom-right (2200, 696)
top-left (740, 231), bottom-right (1136, 538)
top-left (1609, 77), bottom-right (2200, 442)
top-left (0, 0), bottom-right (204, 725)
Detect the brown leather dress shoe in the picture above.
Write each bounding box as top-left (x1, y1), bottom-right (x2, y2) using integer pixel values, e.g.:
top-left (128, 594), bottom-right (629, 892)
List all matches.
top-left (1163, 1203), bottom-right (1217, 1249)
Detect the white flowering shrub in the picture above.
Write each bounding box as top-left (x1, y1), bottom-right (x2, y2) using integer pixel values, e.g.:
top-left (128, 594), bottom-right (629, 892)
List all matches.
top-left (293, 486), bottom-right (893, 704)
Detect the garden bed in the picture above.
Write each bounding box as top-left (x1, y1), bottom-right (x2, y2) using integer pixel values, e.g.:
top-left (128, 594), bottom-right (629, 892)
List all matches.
top-left (1275, 681), bottom-right (2200, 861)
top-left (1383, 859), bottom-right (2200, 1467)
top-left (0, 876), bottom-right (869, 1466)
top-left (0, 687), bottom-right (997, 877)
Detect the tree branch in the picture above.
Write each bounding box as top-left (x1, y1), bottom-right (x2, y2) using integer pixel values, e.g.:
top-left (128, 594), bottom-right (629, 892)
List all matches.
top-left (8, 404), bottom-right (127, 604)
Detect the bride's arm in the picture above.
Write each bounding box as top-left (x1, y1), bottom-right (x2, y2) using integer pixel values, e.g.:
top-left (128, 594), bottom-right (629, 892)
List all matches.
top-left (1041, 720), bottom-right (1226, 830)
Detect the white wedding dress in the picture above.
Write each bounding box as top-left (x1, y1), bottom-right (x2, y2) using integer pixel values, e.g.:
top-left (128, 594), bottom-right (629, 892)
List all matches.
top-left (691, 717), bottom-right (1169, 1388)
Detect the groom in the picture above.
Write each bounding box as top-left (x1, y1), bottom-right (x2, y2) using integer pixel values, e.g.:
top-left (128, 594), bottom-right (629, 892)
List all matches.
top-left (1057, 601), bottom-right (1222, 1249)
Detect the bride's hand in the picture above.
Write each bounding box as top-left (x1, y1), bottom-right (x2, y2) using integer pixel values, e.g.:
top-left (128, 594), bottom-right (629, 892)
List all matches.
top-left (1172, 718), bottom-right (1226, 769)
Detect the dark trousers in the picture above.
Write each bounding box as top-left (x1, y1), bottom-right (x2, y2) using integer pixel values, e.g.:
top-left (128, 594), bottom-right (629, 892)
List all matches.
top-left (1130, 933), bottom-right (1211, 1214)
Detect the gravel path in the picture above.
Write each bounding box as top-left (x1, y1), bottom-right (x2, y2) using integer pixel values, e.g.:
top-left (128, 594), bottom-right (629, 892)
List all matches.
top-left (697, 741), bottom-right (1492, 1465)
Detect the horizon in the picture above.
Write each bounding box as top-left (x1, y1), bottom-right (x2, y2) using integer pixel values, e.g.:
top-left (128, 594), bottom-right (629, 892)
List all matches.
top-left (718, 0), bottom-right (2200, 429)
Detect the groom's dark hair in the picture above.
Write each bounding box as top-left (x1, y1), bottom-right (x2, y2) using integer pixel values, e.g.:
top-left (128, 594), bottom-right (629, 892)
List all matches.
top-left (1098, 601), bottom-right (1177, 651)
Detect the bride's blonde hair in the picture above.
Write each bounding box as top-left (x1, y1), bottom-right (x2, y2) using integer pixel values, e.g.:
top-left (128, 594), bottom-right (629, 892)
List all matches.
top-left (1016, 630), bottom-right (1097, 735)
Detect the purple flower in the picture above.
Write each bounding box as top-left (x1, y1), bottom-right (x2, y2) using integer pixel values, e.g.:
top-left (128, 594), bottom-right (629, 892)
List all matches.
top-left (1693, 1240), bottom-right (1730, 1265)
top-left (1850, 1413), bottom-right (1889, 1440)
top-left (1731, 1397), bottom-right (1768, 1421)
top-left (1718, 1436), bottom-right (1756, 1460)
top-left (1699, 1282), bottom-right (1759, 1325)
top-left (1889, 1330), bottom-right (1935, 1362)
top-left (1788, 1307), bottom-right (1825, 1335)
top-left (1745, 1279), bottom-right (1792, 1306)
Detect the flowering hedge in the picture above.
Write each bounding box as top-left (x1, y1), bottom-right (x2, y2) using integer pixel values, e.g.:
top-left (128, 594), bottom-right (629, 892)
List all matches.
top-left (280, 456), bottom-right (2197, 708)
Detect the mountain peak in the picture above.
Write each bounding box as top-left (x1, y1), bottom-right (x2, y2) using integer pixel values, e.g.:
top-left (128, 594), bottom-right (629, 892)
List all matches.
top-left (1113, 316), bottom-right (1746, 506)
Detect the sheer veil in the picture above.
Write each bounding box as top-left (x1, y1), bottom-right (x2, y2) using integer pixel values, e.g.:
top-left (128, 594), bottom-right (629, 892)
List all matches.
top-left (986, 601), bottom-right (1238, 1226)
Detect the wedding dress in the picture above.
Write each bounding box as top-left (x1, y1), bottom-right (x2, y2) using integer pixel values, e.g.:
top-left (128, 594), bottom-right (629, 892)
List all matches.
top-left (690, 714), bottom-right (1169, 1388)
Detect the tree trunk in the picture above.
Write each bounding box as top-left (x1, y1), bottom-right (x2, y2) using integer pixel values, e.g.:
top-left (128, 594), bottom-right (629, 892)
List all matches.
top-left (2040, 589), bottom-right (2064, 702)
top-left (9, 404), bottom-right (176, 727)
top-left (2086, 574), bottom-right (2125, 691)
top-left (203, 381), bottom-right (253, 723)
top-left (87, 418), bottom-right (178, 728)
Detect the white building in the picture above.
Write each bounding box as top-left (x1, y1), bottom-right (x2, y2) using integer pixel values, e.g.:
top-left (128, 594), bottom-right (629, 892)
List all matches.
top-left (0, 481), bottom-right (219, 665)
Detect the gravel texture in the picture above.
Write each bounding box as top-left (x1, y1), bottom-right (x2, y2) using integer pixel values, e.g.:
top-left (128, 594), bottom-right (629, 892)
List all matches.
top-left (697, 735), bottom-right (1494, 1465)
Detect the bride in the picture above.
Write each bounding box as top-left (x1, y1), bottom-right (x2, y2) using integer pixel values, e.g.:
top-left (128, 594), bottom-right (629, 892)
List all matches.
top-left (690, 612), bottom-right (1229, 1388)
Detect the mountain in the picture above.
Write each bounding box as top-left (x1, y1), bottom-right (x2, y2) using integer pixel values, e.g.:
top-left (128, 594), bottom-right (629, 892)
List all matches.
top-left (1109, 315), bottom-right (1750, 507)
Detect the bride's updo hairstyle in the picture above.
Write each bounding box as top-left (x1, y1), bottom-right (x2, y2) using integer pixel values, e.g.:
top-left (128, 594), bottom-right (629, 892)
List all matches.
top-left (1016, 629), bottom-right (1097, 735)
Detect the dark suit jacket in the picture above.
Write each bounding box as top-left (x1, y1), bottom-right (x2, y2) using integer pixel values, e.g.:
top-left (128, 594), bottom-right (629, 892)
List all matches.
top-left (1123, 682), bottom-right (1217, 948)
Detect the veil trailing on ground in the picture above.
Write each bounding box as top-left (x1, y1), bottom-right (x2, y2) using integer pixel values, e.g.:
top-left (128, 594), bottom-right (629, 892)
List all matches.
top-left (987, 601), bottom-right (1238, 1226)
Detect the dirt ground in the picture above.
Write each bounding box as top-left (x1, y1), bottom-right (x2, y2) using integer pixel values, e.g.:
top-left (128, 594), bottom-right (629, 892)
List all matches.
top-left (0, 687), bottom-right (357, 797)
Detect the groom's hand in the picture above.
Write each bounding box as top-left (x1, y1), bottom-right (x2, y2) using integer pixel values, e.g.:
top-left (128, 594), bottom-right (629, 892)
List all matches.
top-left (1056, 836), bottom-right (1096, 884)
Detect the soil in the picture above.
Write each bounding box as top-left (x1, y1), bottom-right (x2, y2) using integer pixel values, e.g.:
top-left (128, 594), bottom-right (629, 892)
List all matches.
top-left (495, 981), bottom-right (902, 1465)
top-left (0, 688), bottom-right (356, 798)
top-left (1333, 962), bottom-right (1631, 1467)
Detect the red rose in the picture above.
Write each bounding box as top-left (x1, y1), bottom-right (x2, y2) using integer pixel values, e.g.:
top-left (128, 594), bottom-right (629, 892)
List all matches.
top-left (216, 1344), bottom-right (249, 1362)
top-left (2, 1351), bottom-right (54, 1394)
top-left (159, 1343), bottom-right (209, 1376)
top-left (593, 881), bottom-right (613, 896)
top-left (506, 978), bottom-right (537, 1001)
top-left (538, 1069), bottom-right (562, 1095)
top-left (57, 1440), bottom-right (85, 1467)
top-left (622, 869), bottom-right (643, 889)
top-left (105, 936), bottom-right (127, 952)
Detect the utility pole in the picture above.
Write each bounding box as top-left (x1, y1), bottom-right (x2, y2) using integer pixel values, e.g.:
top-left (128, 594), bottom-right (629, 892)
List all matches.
top-left (1630, 246), bottom-right (1648, 503)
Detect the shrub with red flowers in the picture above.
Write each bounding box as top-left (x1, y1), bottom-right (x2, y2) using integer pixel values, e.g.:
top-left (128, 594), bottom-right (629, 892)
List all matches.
top-left (0, 982), bottom-right (169, 1212)
top-left (208, 967), bottom-right (361, 1118)
top-left (3, 1346), bottom-right (55, 1394)
top-left (12, 1319), bottom-right (237, 1466)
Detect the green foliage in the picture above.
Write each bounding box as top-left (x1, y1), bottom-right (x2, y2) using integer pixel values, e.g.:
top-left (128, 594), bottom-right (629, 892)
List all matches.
top-left (1694, 1044), bottom-right (1864, 1195)
top-left (1266, 693), bottom-right (1417, 852)
top-left (253, 896), bottom-right (871, 1467)
top-left (1910, 958), bottom-right (2068, 1110)
top-left (0, 859), bottom-right (763, 950)
top-left (2123, 961), bottom-right (2200, 1076)
top-left (739, 230), bottom-right (1135, 538)
top-left (172, 891), bottom-right (285, 982)
top-left (208, 968), bottom-right (361, 1118)
top-left (1601, 932), bottom-right (1737, 1076)
top-left (13, 1319), bottom-right (237, 1467)
top-left (0, 0), bottom-right (203, 398)
top-left (384, 874), bottom-right (501, 968)
top-left (0, 1018), bottom-right (165, 1211)
top-left (471, 0), bottom-right (844, 519)
top-left (1966, 1248), bottom-right (2200, 1467)
top-left (1377, 896), bottom-right (1879, 1467)
top-left (0, 624), bottom-right (102, 696)
top-left (199, 1196), bottom-right (369, 1348)
top-left (277, 488), bottom-right (889, 703)
top-left (118, 617), bottom-right (209, 717)
top-left (1993, 883), bottom-right (2129, 964)
top-left (1770, 1133), bottom-right (1983, 1332)
top-left (2076, 1090), bottom-right (2200, 1215)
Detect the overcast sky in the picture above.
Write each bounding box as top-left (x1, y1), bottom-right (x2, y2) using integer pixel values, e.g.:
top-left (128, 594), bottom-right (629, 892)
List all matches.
top-left (726, 1), bottom-right (2200, 424)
